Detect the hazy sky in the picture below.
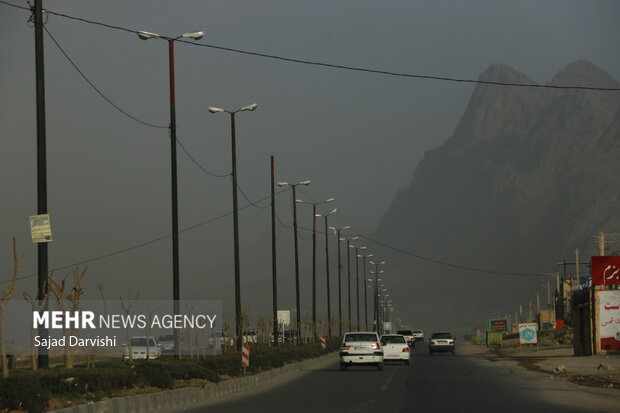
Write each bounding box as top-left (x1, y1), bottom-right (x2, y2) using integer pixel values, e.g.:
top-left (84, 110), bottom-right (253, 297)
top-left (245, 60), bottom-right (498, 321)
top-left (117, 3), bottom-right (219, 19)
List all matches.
top-left (1, 0), bottom-right (619, 327)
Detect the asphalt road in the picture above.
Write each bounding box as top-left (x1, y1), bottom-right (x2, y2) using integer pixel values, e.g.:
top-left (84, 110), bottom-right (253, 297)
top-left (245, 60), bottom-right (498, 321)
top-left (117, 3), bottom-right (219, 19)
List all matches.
top-left (173, 343), bottom-right (619, 413)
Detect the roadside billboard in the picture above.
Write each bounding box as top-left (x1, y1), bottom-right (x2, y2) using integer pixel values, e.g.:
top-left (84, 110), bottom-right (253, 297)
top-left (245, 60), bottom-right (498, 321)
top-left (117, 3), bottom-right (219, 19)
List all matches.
top-left (598, 290), bottom-right (620, 352)
top-left (519, 323), bottom-right (538, 345)
top-left (591, 256), bottom-right (620, 285)
top-left (489, 318), bottom-right (509, 333)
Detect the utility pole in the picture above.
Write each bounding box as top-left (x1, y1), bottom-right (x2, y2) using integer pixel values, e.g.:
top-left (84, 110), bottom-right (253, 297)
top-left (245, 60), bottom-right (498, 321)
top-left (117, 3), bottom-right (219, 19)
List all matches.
top-left (34, 0), bottom-right (49, 369)
top-left (312, 203), bottom-right (317, 340)
top-left (270, 156), bottom-right (278, 346)
top-left (337, 229), bottom-right (342, 335)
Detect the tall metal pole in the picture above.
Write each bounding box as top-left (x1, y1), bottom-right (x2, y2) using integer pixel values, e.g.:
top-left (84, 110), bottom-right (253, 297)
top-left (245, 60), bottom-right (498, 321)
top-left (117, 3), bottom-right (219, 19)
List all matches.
top-left (347, 239), bottom-right (352, 331)
top-left (311, 204), bottom-right (317, 340)
top-left (337, 229), bottom-right (342, 335)
top-left (374, 263), bottom-right (379, 334)
top-left (34, 0), bottom-right (49, 369)
top-left (292, 185), bottom-right (302, 341)
top-left (166, 39), bottom-right (182, 357)
top-left (355, 248), bottom-right (360, 328)
top-left (271, 156), bottom-right (278, 346)
top-left (363, 256), bottom-right (368, 330)
top-left (324, 217), bottom-right (332, 337)
top-left (230, 112), bottom-right (243, 351)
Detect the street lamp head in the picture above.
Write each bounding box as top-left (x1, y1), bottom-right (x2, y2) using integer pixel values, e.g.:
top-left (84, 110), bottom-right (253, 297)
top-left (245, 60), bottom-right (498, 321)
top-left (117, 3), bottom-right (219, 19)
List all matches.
top-left (277, 182), bottom-right (289, 187)
top-left (325, 197), bottom-right (335, 203)
top-left (295, 199), bottom-right (304, 203)
top-left (366, 254), bottom-right (374, 258)
top-left (299, 180), bottom-right (311, 185)
top-left (137, 30), bottom-right (160, 40)
top-left (240, 103), bottom-right (258, 112)
top-left (359, 246), bottom-right (367, 250)
top-left (329, 208), bottom-right (338, 215)
top-left (182, 31), bottom-right (204, 40)
top-left (208, 106), bottom-right (225, 113)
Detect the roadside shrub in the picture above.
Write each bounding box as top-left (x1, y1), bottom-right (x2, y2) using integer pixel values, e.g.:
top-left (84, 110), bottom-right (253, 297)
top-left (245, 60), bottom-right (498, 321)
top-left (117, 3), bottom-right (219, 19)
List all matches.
top-left (135, 363), bottom-right (174, 388)
top-left (0, 375), bottom-right (49, 413)
top-left (553, 326), bottom-right (574, 345)
top-left (154, 360), bottom-right (220, 383)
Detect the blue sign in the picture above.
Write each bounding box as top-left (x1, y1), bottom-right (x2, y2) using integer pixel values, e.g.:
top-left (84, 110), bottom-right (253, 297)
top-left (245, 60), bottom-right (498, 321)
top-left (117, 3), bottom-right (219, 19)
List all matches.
top-left (519, 323), bottom-right (538, 344)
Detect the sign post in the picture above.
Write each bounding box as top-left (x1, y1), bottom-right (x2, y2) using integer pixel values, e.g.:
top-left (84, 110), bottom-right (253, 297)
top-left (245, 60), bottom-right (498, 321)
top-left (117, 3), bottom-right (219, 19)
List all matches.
top-left (320, 336), bottom-right (326, 351)
top-left (519, 322), bottom-right (538, 353)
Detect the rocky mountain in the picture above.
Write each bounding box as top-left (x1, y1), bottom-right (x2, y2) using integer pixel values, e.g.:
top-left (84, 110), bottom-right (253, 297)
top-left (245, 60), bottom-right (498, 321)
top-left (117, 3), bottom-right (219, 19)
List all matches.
top-left (375, 61), bottom-right (620, 332)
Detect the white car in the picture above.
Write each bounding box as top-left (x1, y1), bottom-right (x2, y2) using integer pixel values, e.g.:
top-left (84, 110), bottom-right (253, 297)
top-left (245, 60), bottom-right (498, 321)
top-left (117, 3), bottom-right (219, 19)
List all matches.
top-left (122, 336), bottom-right (160, 361)
top-left (339, 331), bottom-right (384, 371)
top-left (242, 329), bottom-right (258, 344)
top-left (380, 334), bottom-right (411, 365)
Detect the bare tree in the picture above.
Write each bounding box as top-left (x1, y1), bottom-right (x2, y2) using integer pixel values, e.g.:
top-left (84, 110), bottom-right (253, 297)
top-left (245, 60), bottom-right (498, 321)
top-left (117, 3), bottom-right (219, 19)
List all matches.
top-left (120, 291), bottom-right (139, 362)
top-left (0, 238), bottom-right (21, 378)
top-left (63, 267), bottom-right (87, 368)
top-left (23, 288), bottom-right (50, 371)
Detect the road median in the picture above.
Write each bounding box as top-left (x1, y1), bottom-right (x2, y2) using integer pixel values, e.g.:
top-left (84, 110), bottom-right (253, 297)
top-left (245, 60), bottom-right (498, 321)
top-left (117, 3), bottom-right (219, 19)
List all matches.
top-left (48, 351), bottom-right (338, 413)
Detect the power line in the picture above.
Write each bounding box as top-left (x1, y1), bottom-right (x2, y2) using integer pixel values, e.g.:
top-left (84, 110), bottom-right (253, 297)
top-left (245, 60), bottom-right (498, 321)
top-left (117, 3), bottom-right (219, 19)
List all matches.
top-left (43, 25), bottom-right (168, 129)
top-left (175, 137), bottom-right (231, 178)
top-left (1, 191), bottom-right (275, 284)
top-left (3, 1), bottom-right (619, 92)
top-left (45, 23), bottom-right (235, 179)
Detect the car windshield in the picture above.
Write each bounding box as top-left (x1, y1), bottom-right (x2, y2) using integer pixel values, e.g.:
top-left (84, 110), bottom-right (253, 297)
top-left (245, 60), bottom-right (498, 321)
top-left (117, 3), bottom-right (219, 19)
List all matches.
top-left (381, 335), bottom-right (406, 344)
top-left (131, 338), bottom-right (155, 346)
top-left (413, 330), bottom-right (423, 334)
top-left (397, 330), bottom-right (412, 335)
top-left (431, 333), bottom-right (452, 339)
top-left (345, 333), bottom-right (377, 342)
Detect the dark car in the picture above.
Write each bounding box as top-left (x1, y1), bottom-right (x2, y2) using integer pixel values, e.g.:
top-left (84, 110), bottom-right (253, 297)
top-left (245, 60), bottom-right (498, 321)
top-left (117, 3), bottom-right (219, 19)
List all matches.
top-left (428, 332), bottom-right (455, 355)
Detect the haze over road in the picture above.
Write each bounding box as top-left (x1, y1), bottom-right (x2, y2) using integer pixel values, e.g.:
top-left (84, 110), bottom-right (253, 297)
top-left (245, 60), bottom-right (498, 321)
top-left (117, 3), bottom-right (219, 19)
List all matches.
top-left (166, 344), bottom-right (619, 413)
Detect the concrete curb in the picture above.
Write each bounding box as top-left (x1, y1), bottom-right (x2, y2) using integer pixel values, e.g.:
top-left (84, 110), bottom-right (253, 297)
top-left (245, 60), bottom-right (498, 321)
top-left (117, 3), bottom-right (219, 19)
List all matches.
top-left (49, 352), bottom-right (338, 413)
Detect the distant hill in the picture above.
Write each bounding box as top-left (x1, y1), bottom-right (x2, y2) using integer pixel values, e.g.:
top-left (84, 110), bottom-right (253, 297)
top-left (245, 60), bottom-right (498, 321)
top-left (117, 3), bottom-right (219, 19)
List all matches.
top-left (374, 61), bottom-right (620, 333)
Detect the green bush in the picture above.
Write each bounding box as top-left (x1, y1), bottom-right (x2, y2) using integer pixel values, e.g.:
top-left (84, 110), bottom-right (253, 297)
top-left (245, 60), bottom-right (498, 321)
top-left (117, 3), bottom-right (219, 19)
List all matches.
top-left (0, 375), bottom-right (49, 413)
top-left (135, 362), bottom-right (174, 388)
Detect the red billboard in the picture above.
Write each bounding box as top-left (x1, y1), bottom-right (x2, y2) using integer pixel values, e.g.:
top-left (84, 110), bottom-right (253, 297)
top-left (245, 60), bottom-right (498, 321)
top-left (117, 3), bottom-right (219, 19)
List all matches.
top-left (591, 256), bottom-right (620, 285)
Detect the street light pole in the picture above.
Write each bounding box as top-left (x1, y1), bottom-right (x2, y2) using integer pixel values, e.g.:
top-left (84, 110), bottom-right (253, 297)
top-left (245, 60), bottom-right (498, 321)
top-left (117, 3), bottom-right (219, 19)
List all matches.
top-left (370, 260), bottom-right (385, 335)
top-left (359, 253), bottom-right (373, 330)
top-left (330, 225), bottom-right (351, 336)
top-left (208, 103), bottom-right (258, 351)
top-left (317, 208), bottom-right (337, 337)
top-left (278, 180), bottom-right (311, 341)
top-left (270, 156), bottom-right (278, 346)
top-left (297, 198), bottom-right (334, 340)
top-left (138, 29), bottom-right (203, 357)
top-left (349, 245), bottom-right (366, 329)
top-left (34, 0), bottom-right (49, 369)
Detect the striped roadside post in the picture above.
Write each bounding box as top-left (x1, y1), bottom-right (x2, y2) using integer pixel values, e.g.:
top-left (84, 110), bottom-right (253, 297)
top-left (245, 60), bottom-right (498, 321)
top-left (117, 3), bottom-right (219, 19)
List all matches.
top-left (241, 345), bottom-right (250, 373)
top-left (320, 336), bottom-right (326, 351)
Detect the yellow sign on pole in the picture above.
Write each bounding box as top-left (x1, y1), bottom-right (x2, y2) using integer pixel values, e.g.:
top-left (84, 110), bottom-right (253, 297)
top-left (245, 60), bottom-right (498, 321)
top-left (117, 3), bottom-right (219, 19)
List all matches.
top-left (30, 214), bottom-right (53, 243)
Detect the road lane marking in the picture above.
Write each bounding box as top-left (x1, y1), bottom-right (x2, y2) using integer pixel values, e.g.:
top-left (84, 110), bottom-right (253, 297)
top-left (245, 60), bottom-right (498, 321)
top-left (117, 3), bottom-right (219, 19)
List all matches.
top-left (381, 366), bottom-right (398, 390)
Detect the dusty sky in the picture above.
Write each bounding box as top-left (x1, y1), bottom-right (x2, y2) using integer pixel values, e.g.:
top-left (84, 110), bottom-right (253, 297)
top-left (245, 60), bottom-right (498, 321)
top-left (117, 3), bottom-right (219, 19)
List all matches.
top-left (1, 0), bottom-right (619, 329)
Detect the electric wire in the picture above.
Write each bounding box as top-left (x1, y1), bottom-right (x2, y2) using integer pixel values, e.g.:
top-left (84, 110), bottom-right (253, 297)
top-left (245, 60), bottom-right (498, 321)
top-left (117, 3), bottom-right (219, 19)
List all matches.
top-left (1, 192), bottom-right (274, 284)
top-left (43, 25), bottom-right (168, 129)
top-left (2, 0), bottom-right (618, 92)
top-left (175, 137), bottom-right (231, 178)
top-left (45, 23), bottom-right (235, 179)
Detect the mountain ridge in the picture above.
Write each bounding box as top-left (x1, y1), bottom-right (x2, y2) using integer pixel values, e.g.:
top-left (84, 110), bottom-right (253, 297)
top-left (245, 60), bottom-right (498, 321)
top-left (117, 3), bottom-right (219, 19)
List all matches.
top-left (374, 61), bottom-right (620, 331)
